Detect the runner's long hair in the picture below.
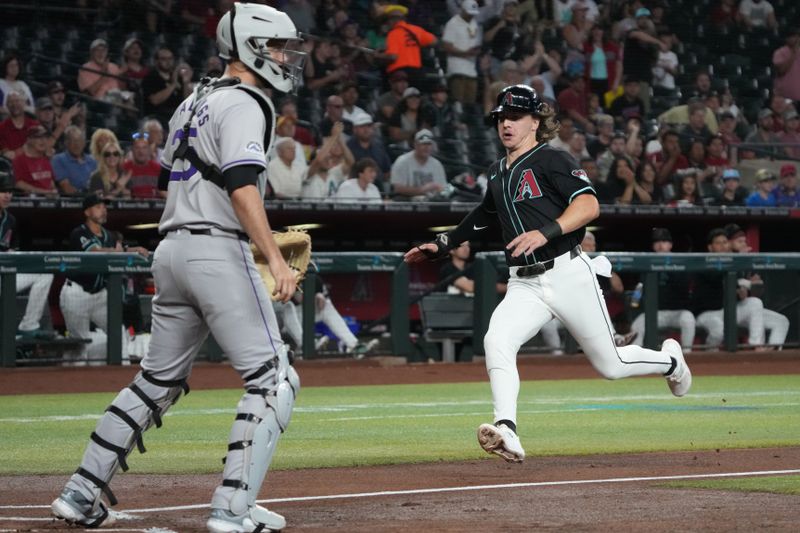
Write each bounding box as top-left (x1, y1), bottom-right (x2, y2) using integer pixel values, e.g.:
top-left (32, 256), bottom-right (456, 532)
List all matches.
top-left (535, 103), bottom-right (559, 142)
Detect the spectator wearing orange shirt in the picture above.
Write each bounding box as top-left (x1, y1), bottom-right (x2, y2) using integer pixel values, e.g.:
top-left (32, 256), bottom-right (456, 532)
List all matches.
top-left (383, 5), bottom-right (437, 92)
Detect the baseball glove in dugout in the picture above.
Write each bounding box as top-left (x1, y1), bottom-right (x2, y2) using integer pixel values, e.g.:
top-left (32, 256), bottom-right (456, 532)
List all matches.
top-left (252, 230), bottom-right (312, 300)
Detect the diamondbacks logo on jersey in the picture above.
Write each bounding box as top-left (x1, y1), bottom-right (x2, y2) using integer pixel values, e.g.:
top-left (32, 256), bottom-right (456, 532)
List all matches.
top-left (571, 169), bottom-right (591, 184)
top-left (514, 169), bottom-right (543, 202)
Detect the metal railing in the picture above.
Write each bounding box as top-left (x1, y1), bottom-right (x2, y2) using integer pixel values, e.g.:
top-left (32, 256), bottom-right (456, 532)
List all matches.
top-left (472, 252), bottom-right (800, 353)
top-left (0, 252), bottom-right (411, 367)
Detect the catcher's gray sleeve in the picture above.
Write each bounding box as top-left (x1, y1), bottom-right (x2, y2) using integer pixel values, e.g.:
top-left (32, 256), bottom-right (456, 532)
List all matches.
top-left (218, 94), bottom-right (268, 173)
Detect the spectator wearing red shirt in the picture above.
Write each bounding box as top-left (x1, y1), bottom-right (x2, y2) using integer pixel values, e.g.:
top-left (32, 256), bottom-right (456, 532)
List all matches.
top-left (704, 135), bottom-right (730, 170)
top-left (557, 73), bottom-right (595, 134)
top-left (12, 126), bottom-right (57, 196)
top-left (649, 129), bottom-right (689, 186)
top-left (0, 92), bottom-right (39, 160)
top-left (123, 133), bottom-right (162, 199)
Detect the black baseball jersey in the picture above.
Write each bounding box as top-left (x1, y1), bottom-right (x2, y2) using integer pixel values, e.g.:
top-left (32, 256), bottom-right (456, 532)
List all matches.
top-left (480, 143), bottom-right (596, 266)
top-left (66, 223), bottom-right (119, 293)
top-left (0, 209), bottom-right (18, 251)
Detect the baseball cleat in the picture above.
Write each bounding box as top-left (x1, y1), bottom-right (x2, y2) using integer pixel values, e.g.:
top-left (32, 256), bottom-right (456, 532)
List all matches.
top-left (662, 338), bottom-right (692, 397)
top-left (477, 423), bottom-right (525, 463)
top-left (207, 505), bottom-right (285, 533)
top-left (51, 489), bottom-right (116, 528)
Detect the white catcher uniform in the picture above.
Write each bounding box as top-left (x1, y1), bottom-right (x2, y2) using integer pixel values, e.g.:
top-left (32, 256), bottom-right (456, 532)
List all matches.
top-left (54, 79), bottom-right (298, 532)
top-left (53, 4), bottom-right (305, 531)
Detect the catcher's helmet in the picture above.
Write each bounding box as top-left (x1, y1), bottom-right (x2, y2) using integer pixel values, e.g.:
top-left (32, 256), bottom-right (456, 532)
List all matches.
top-left (216, 2), bottom-right (306, 93)
top-left (490, 84), bottom-right (545, 121)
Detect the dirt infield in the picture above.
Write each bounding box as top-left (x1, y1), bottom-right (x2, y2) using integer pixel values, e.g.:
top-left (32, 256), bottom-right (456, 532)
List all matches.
top-left (2, 352), bottom-right (799, 532)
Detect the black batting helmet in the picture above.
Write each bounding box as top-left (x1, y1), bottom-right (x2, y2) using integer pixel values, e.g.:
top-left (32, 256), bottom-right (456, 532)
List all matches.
top-left (490, 84), bottom-right (545, 122)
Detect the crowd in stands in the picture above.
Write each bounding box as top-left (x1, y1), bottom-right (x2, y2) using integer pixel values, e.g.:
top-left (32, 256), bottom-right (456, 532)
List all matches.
top-left (0, 0), bottom-right (798, 207)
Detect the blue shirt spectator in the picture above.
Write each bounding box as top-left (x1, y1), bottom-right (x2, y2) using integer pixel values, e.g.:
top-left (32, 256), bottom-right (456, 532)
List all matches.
top-left (774, 164), bottom-right (800, 207)
top-left (53, 126), bottom-right (96, 195)
top-left (745, 168), bottom-right (778, 207)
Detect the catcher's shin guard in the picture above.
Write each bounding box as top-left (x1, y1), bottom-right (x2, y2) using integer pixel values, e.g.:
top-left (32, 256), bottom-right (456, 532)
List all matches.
top-left (66, 371), bottom-right (189, 507)
top-left (211, 345), bottom-right (300, 516)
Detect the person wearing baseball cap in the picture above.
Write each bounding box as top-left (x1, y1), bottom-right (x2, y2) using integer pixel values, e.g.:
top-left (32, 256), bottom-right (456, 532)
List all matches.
top-left (10, 125), bottom-right (57, 196)
top-left (744, 168), bottom-right (778, 207)
top-left (390, 128), bottom-right (447, 199)
top-left (780, 108), bottom-right (800, 159)
top-left (724, 223), bottom-right (749, 251)
top-left (621, 6), bottom-right (659, 116)
top-left (383, 2), bottom-right (437, 92)
top-left (120, 37), bottom-right (149, 81)
top-left (33, 97), bottom-right (58, 142)
top-left (774, 163), bottom-right (799, 207)
top-left (388, 87), bottom-right (424, 145)
top-left (718, 168), bottom-right (748, 206)
top-left (57, 193), bottom-right (149, 364)
top-left (628, 226), bottom-right (697, 352)
top-left (78, 37), bottom-right (123, 98)
top-left (45, 80), bottom-right (70, 120)
top-left (0, 164), bottom-right (58, 340)
top-left (744, 108), bottom-right (784, 159)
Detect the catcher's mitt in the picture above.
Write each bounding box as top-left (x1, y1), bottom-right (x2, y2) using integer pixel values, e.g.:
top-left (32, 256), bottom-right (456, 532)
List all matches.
top-left (252, 230), bottom-right (312, 300)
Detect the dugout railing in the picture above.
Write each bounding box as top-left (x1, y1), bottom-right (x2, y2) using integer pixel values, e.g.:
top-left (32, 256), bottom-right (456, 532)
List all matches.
top-left (0, 251), bottom-right (411, 368)
top-left (472, 252), bottom-right (800, 354)
top-left (3, 251), bottom-right (799, 367)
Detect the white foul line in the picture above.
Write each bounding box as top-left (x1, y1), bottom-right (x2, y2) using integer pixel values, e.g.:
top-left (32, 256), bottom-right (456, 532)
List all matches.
top-left (2, 468), bottom-right (799, 523)
top-left (258, 468), bottom-right (800, 504)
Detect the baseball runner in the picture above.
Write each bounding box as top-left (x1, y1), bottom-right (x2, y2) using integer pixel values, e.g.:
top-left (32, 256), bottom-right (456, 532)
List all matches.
top-left (52, 4), bottom-right (306, 532)
top-left (405, 84), bottom-right (692, 463)
top-left (0, 172), bottom-right (54, 338)
top-left (59, 194), bottom-right (148, 364)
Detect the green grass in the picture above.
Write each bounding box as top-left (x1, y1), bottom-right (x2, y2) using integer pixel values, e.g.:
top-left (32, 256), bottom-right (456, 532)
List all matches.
top-left (663, 475), bottom-right (800, 496)
top-left (1, 375), bottom-right (799, 475)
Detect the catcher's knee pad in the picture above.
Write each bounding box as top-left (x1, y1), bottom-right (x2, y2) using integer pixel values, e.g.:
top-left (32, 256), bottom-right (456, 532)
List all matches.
top-left (72, 371), bottom-right (189, 506)
top-left (213, 346), bottom-right (299, 515)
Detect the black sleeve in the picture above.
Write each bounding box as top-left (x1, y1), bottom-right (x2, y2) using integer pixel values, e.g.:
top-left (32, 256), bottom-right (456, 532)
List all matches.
top-left (69, 227), bottom-right (87, 251)
top-left (157, 166), bottom-right (171, 191)
top-left (447, 185), bottom-right (498, 247)
top-left (388, 108), bottom-right (403, 128)
top-left (223, 164), bottom-right (262, 195)
top-left (548, 149), bottom-right (597, 204)
top-left (140, 71), bottom-right (160, 97)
